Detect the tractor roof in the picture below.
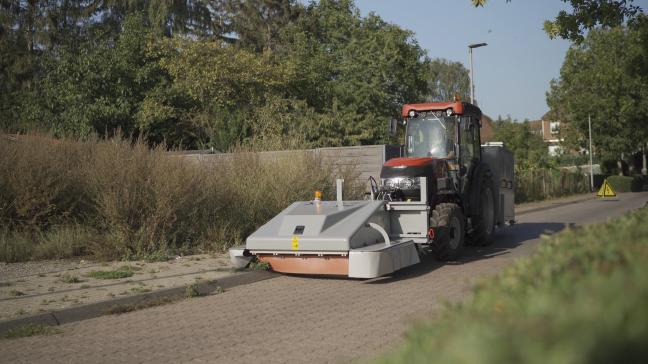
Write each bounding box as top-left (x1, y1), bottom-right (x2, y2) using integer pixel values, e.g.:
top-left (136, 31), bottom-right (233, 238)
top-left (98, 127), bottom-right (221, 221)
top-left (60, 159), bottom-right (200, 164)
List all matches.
top-left (401, 101), bottom-right (482, 119)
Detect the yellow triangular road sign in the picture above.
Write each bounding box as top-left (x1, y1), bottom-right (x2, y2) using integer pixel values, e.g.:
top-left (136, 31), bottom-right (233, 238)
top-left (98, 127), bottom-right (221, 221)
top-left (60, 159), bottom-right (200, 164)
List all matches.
top-left (597, 179), bottom-right (616, 197)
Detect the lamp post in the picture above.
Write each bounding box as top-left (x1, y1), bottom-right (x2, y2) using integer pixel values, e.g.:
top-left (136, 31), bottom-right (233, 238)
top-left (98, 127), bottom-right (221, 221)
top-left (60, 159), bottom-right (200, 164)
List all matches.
top-left (468, 42), bottom-right (487, 105)
top-left (589, 114), bottom-right (594, 191)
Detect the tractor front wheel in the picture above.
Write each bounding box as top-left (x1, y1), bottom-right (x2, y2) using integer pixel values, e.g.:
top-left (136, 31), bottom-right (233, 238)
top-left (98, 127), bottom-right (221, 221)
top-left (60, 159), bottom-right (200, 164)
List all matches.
top-left (430, 203), bottom-right (465, 261)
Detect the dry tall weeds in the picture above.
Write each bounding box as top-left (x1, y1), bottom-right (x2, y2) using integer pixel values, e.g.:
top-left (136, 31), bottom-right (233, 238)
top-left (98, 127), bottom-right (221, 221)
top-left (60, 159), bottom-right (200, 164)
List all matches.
top-left (0, 134), bottom-right (361, 262)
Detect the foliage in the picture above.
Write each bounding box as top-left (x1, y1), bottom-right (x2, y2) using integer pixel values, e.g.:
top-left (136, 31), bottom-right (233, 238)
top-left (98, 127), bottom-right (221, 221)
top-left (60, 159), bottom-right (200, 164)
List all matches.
top-left (492, 116), bottom-right (551, 170)
top-left (379, 205), bottom-right (648, 364)
top-left (86, 268), bottom-right (136, 280)
top-left (149, 37), bottom-right (296, 150)
top-left (277, 0), bottom-right (429, 145)
top-left (490, 115), bottom-right (592, 202)
top-left (547, 18), bottom-right (648, 161)
top-left (0, 0), bottom-right (438, 150)
top-left (606, 175), bottom-right (644, 193)
top-left (543, 0), bottom-right (643, 43)
top-left (472, 0), bottom-right (644, 43)
top-left (553, 153), bottom-right (599, 167)
top-left (426, 58), bottom-right (470, 102)
top-left (227, 0), bottom-right (303, 51)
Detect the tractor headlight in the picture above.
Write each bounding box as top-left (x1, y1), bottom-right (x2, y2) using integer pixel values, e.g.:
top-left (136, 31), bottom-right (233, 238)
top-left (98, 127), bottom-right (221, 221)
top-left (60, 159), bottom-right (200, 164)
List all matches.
top-left (382, 177), bottom-right (420, 190)
top-left (400, 177), bottom-right (417, 189)
top-left (384, 178), bottom-right (398, 189)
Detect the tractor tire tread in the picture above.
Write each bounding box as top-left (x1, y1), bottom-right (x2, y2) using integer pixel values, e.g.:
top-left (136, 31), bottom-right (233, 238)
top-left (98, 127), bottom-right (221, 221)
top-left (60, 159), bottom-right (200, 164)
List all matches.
top-left (430, 203), bottom-right (465, 261)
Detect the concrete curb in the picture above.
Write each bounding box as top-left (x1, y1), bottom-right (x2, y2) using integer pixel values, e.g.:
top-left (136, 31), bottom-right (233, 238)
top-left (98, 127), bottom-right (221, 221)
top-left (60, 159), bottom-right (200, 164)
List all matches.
top-left (0, 270), bottom-right (277, 335)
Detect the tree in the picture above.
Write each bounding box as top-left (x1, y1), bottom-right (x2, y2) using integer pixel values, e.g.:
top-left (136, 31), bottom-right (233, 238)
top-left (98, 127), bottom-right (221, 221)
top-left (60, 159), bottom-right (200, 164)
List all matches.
top-left (0, 0), bottom-right (237, 134)
top-left (1, 0), bottom-right (432, 149)
top-left (150, 37), bottom-right (295, 149)
top-left (546, 18), bottom-right (648, 163)
top-left (227, 0), bottom-right (303, 52)
top-left (472, 0), bottom-right (643, 43)
top-left (38, 13), bottom-right (200, 144)
top-left (426, 58), bottom-right (470, 102)
top-left (278, 0), bottom-right (429, 145)
top-left (493, 116), bottom-right (550, 170)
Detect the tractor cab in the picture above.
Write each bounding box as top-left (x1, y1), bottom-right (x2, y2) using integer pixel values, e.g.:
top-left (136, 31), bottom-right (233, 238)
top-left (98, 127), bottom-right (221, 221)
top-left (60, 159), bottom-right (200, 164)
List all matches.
top-left (381, 101), bottom-right (483, 204)
top-left (405, 113), bottom-right (456, 159)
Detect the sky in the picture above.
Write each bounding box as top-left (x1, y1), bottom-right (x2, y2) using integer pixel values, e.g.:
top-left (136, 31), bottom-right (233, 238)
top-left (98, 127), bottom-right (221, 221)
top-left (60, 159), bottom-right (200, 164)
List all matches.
top-left (351, 0), bottom-right (581, 122)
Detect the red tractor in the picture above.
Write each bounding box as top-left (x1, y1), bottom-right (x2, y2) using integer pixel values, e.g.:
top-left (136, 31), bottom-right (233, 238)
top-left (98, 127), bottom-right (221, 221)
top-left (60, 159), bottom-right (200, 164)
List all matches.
top-left (378, 100), bottom-right (515, 260)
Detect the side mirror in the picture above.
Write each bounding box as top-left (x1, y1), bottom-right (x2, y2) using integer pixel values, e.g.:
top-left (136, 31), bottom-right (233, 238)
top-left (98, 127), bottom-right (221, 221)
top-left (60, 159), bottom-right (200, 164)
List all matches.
top-left (389, 118), bottom-right (398, 136)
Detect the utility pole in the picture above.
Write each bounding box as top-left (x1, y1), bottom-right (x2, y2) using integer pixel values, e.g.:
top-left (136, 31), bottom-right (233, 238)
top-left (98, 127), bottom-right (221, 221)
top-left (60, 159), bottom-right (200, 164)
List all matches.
top-left (468, 43), bottom-right (487, 104)
top-left (642, 142), bottom-right (647, 176)
top-left (588, 114), bottom-right (594, 191)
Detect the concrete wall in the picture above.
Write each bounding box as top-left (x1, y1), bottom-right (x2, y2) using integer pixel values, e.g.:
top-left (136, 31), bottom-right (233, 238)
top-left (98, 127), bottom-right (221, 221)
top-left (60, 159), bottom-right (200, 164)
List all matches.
top-left (316, 145), bottom-right (400, 183)
top-left (172, 145), bottom-right (401, 189)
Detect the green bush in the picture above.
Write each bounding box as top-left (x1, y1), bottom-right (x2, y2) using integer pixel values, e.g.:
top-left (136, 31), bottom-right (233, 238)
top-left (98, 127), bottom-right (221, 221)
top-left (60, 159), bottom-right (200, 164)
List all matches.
top-left (379, 207), bottom-right (648, 364)
top-left (0, 133), bottom-right (361, 262)
top-left (606, 175), bottom-right (643, 192)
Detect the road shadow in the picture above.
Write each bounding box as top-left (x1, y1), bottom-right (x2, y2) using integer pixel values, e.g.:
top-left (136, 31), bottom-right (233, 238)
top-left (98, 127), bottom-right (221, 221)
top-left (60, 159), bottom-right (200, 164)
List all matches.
top-left (367, 222), bottom-right (568, 284)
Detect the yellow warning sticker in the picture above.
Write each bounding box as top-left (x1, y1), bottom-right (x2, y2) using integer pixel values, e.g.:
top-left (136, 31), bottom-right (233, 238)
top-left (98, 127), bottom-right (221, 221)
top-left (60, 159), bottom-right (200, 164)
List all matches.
top-left (291, 236), bottom-right (299, 250)
top-left (597, 179), bottom-right (617, 197)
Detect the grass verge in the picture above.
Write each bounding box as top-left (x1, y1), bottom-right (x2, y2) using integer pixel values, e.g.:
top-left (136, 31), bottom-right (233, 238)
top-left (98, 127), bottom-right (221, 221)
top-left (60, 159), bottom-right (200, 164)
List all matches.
top-left (1, 324), bottom-right (61, 340)
top-left (379, 205), bottom-right (648, 364)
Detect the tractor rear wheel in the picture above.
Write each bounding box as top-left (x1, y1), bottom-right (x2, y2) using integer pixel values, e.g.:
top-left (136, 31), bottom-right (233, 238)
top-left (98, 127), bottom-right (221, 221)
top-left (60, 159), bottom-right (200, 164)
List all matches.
top-left (430, 203), bottom-right (465, 261)
top-left (468, 172), bottom-right (496, 246)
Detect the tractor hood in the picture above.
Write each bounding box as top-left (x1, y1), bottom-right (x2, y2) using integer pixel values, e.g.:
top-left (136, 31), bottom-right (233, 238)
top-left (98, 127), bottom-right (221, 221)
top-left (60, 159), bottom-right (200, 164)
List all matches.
top-left (380, 157), bottom-right (447, 179)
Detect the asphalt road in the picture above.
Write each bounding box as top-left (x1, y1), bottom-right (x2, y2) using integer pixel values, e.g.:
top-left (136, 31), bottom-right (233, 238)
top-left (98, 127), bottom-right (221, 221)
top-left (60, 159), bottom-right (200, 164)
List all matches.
top-left (2, 192), bottom-right (647, 364)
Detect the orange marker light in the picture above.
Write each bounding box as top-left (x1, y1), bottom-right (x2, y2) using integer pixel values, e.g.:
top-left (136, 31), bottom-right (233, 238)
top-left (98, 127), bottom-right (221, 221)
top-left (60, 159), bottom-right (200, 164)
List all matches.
top-left (314, 191), bottom-right (322, 201)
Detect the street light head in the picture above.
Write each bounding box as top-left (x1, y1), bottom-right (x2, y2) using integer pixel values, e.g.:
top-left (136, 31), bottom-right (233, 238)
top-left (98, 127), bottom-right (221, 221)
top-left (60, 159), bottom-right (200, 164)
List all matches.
top-left (468, 42), bottom-right (488, 49)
